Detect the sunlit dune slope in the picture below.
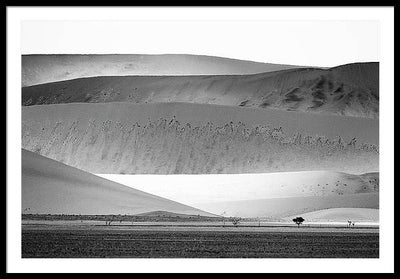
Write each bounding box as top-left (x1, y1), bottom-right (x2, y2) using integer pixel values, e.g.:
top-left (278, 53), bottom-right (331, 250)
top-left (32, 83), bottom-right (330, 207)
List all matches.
top-left (195, 193), bottom-right (378, 219)
top-left (286, 208), bottom-right (379, 222)
top-left (97, 171), bottom-right (378, 219)
top-left (100, 171), bottom-right (379, 205)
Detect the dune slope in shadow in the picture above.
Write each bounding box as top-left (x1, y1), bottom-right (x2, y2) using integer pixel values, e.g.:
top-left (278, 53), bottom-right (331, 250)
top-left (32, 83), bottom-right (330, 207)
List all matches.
top-left (22, 62), bottom-right (378, 118)
top-left (22, 149), bottom-right (216, 216)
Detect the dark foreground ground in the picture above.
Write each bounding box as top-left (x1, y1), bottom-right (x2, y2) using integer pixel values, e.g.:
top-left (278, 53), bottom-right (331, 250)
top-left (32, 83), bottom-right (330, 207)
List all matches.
top-left (22, 226), bottom-right (379, 258)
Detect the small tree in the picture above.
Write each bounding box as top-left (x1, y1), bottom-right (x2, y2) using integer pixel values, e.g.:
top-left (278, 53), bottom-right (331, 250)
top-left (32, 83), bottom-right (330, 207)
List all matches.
top-left (230, 217), bottom-right (241, 227)
top-left (292, 217), bottom-right (305, 227)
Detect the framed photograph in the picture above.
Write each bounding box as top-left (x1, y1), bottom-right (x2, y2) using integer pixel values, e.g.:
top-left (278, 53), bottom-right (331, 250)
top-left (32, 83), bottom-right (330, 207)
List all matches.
top-left (6, 5), bottom-right (395, 273)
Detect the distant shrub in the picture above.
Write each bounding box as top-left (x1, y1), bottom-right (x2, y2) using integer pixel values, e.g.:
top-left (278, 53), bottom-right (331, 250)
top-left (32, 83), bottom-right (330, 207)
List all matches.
top-left (230, 217), bottom-right (242, 227)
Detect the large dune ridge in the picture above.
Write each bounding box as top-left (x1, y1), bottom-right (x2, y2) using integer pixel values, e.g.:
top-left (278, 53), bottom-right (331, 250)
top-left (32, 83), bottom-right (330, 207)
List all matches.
top-left (22, 62), bottom-right (378, 118)
top-left (22, 102), bottom-right (378, 175)
top-left (21, 148), bottom-right (216, 216)
top-left (22, 54), bottom-right (305, 87)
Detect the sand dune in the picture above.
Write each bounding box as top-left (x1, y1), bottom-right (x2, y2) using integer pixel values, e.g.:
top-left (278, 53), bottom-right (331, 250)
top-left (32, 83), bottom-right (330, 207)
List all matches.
top-left (97, 171), bottom-right (379, 205)
top-left (194, 193), bottom-right (379, 219)
top-left (97, 171), bottom-right (378, 219)
top-left (22, 62), bottom-right (378, 118)
top-left (20, 54), bottom-right (379, 221)
top-left (21, 149), bottom-right (215, 216)
top-left (22, 102), bottom-right (378, 174)
top-left (22, 54), bottom-right (303, 87)
top-left (286, 208), bottom-right (379, 222)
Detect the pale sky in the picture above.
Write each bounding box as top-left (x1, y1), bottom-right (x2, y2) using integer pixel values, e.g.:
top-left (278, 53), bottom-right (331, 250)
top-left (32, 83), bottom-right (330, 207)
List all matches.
top-left (21, 20), bottom-right (379, 67)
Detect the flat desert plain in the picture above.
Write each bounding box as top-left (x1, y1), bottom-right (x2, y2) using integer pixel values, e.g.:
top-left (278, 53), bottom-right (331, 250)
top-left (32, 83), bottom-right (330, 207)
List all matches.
top-left (22, 223), bottom-right (378, 258)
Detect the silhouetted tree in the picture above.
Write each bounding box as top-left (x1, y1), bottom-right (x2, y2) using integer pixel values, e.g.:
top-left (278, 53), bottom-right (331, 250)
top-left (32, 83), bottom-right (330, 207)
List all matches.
top-left (292, 217), bottom-right (305, 227)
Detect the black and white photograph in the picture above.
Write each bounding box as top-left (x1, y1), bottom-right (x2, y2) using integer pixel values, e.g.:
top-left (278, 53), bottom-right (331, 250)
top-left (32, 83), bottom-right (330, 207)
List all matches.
top-left (6, 6), bottom-right (395, 273)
